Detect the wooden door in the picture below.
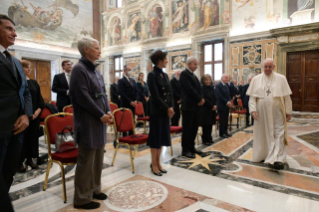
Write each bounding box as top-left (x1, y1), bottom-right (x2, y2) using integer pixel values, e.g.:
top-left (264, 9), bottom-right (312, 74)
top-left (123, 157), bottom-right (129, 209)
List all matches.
top-left (287, 50), bottom-right (319, 112)
top-left (23, 59), bottom-right (52, 103)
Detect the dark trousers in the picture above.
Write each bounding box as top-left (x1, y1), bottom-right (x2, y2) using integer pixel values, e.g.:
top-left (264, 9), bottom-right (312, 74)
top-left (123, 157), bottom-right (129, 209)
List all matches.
top-left (0, 175), bottom-right (14, 212)
top-left (181, 110), bottom-right (200, 152)
top-left (171, 103), bottom-right (180, 126)
top-left (244, 106), bottom-right (254, 125)
top-left (218, 108), bottom-right (229, 136)
top-left (58, 106), bottom-right (64, 112)
top-left (202, 125), bottom-right (213, 143)
top-left (0, 133), bottom-right (23, 192)
top-left (74, 144), bottom-right (104, 205)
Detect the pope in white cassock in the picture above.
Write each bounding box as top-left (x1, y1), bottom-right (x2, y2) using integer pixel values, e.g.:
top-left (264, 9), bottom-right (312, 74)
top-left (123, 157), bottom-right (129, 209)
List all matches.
top-left (247, 58), bottom-right (292, 170)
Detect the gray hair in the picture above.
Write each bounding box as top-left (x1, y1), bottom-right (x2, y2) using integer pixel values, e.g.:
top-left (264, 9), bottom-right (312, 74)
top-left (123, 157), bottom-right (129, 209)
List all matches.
top-left (77, 37), bottom-right (99, 56)
top-left (262, 58), bottom-right (274, 66)
top-left (221, 74), bottom-right (229, 79)
top-left (187, 56), bottom-right (198, 64)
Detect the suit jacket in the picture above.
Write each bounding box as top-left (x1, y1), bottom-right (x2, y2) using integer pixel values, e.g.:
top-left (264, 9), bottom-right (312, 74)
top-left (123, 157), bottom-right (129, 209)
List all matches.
top-left (180, 69), bottom-right (202, 111)
top-left (215, 82), bottom-right (231, 112)
top-left (242, 84), bottom-right (250, 107)
top-left (136, 81), bottom-right (149, 102)
top-left (69, 57), bottom-right (111, 149)
top-left (229, 82), bottom-right (239, 98)
top-left (118, 76), bottom-right (137, 108)
top-left (110, 83), bottom-right (119, 105)
top-left (0, 52), bottom-right (32, 136)
top-left (147, 67), bottom-right (174, 116)
top-left (52, 72), bottom-right (71, 109)
top-left (238, 85), bottom-right (243, 97)
top-left (170, 78), bottom-right (181, 104)
top-left (200, 85), bottom-right (217, 126)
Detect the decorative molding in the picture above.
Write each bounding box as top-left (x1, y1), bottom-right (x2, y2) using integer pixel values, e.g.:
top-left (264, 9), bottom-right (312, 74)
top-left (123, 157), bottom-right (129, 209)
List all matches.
top-left (270, 22), bottom-right (319, 37)
top-left (229, 31), bottom-right (273, 43)
top-left (166, 44), bottom-right (192, 52)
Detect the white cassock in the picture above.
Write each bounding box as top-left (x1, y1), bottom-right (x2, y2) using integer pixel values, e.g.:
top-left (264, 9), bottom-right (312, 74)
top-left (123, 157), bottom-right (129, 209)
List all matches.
top-left (247, 72), bottom-right (292, 164)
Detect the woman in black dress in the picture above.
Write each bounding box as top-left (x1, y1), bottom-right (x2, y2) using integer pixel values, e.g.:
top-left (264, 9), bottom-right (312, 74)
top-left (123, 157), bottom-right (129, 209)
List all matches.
top-left (136, 73), bottom-right (150, 116)
top-left (147, 50), bottom-right (174, 176)
top-left (200, 74), bottom-right (217, 145)
top-left (18, 60), bottom-right (45, 172)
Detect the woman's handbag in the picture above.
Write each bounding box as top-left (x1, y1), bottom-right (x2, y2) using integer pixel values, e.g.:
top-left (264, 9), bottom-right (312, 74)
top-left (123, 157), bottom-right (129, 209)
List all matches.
top-left (55, 126), bottom-right (76, 152)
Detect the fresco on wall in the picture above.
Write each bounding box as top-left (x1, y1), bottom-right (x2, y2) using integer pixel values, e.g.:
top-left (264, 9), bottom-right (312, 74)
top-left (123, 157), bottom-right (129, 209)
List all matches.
top-left (232, 68), bottom-right (239, 82)
top-left (167, 50), bottom-right (191, 78)
top-left (127, 12), bottom-right (141, 42)
top-left (124, 57), bottom-right (140, 80)
top-left (147, 4), bottom-right (163, 38)
top-left (1, 0), bottom-right (93, 48)
top-left (199, 0), bottom-right (219, 30)
top-left (242, 68), bottom-right (257, 84)
top-left (172, 0), bottom-right (189, 33)
top-left (243, 45), bottom-right (262, 65)
top-left (109, 16), bottom-right (121, 46)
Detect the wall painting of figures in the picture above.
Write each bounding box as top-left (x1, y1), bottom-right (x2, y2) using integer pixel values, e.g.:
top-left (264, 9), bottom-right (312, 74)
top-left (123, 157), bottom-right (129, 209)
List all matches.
top-left (167, 50), bottom-right (191, 78)
top-left (198, 0), bottom-right (220, 30)
top-left (172, 0), bottom-right (189, 33)
top-left (127, 12), bottom-right (142, 42)
top-left (147, 4), bottom-right (163, 38)
top-left (242, 45), bottom-right (262, 65)
top-left (1, 0), bottom-right (93, 48)
top-left (109, 16), bottom-right (121, 46)
top-left (124, 57), bottom-right (141, 80)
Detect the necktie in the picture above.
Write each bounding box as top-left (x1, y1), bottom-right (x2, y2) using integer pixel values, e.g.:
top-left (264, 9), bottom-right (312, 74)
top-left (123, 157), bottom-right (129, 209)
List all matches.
top-left (66, 74), bottom-right (71, 86)
top-left (3, 50), bottom-right (18, 78)
top-left (128, 77), bottom-right (133, 86)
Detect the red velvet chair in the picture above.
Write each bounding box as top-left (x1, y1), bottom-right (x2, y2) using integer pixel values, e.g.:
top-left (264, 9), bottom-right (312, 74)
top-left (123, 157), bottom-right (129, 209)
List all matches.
top-left (49, 100), bottom-right (56, 106)
top-left (40, 107), bottom-right (52, 144)
top-left (135, 102), bottom-right (149, 133)
top-left (112, 108), bottom-right (148, 173)
top-left (169, 126), bottom-right (183, 156)
top-left (43, 113), bottom-right (78, 203)
top-left (108, 102), bottom-right (118, 132)
top-left (63, 105), bottom-right (73, 113)
top-left (231, 99), bottom-right (246, 127)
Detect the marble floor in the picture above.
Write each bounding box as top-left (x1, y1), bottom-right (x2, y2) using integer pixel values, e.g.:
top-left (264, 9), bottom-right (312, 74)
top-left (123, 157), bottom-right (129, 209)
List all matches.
top-left (9, 112), bottom-right (319, 212)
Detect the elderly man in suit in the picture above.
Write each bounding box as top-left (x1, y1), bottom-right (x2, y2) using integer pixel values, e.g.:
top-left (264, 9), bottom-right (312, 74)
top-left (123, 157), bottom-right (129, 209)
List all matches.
top-left (70, 37), bottom-right (113, 210)
top-left (180, 57), bottom-right (209, 158)
top-left (0, 15), bottom-right (32, 193)
top-left (215, 74), bottom-right (233, 138)
top-left (52, 60), bottom-right (73, 111)
top-left (118, 65), bottom-right (137, 136)
top-left (170, 70), bottom-right (182, 126)
top-left (110, 76), bottom-right (120, 106)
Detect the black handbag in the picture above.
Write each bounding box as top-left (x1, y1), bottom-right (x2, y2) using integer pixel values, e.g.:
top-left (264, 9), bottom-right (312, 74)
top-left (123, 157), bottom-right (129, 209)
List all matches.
top-left (55, 126), bottom-right (76, 152)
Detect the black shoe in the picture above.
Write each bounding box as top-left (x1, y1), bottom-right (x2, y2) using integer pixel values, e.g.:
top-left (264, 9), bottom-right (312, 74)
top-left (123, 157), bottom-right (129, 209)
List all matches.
top-left (150, 164), bottom-right (163, 176)
top-left (26, 159), bottom-right (38, 170)
top-left (159, 168), bottom-right (167, 174)
top-left (225, 133), bottom-right (232, 137)
top-left (182, 151), bottom-right (195, 159)
top-left (220, 135), bottom-right (229, 138)
top-left (18, 164), bottom-right (26, 173)
top-left (274, 162), bottom-right (284, 170)
top-left (246, 123), bottom-right (251, 127)
top-left (74, 201), bottom-right (100, 210)
top-left (191, 149), bottom-right (203, 155)
top-left (93, 193), bottom-right (108, 200)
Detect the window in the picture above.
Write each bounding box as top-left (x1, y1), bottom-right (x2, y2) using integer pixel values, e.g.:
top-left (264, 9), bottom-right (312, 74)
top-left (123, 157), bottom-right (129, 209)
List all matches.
top-left (109, 0), bottom-right (122, 9)
top-left (202, 41), bottom-right (224, 82)
top-left (114, 56), bottom-right (123, 78)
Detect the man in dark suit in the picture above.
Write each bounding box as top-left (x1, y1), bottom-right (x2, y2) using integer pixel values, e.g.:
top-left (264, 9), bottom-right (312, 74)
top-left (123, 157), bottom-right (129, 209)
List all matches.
top-left (118, 65), bottom-right (137, 135)
top-left (170, 70), bottom-right (181, 126)
top-left (110, 77), bottom-right (120, 106)
top-left (180, 57), bottom-right (209, 158)
top-left (215, 74), bottom-right (233, 138)
top-left (0, 15), bottom-right (32, 193)
top-left (242, 77), bottom-right (254, 126)
top-left (52, 60), bottom-right (72, 111)
top-left (229, 80), bottom-right (240, 105)
top-left (238, 80), bottom-right (245, 98)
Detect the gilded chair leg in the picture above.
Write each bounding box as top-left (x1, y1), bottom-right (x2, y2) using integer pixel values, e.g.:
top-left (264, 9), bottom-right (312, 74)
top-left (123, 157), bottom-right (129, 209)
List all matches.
top-left (133, 145), bottom-right (138, 159)
top-left (43, 160), bottom-right (52, 191)
top-left (58, 161), bottom-right (67, 203)
top-left (127, 144), bottom-right (135, 174)
top-left (170, 145), bottom-right (173, 156)
top-left (112, 143), bottom-right (120, 166)
top-left (143, 121), bottom-right (146, 133)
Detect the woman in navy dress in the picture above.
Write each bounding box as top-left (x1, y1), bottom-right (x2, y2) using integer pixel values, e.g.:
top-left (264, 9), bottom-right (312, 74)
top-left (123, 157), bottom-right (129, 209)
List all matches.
top-left (147, 50), bottom-right (174, 176)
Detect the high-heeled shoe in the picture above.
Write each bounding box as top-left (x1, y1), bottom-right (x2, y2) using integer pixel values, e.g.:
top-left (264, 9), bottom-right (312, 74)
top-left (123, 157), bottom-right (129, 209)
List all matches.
top-left (159, 168), bottom-right (167, 174)
top-left (18, 164), bottom-right (26, 173)
top-left (150, 164), bottom-right (162, 176)
top-left (26, 159), bottom-right (38, 170)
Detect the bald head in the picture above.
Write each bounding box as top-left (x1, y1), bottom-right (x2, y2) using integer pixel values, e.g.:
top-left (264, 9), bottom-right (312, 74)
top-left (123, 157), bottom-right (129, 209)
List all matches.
top-left (262, 58), bottom-right (275, 76)
top-left (221, 74), bottom-right (229, 84)
top-left (174, 70), bottom-right (181, 79)
top-left (187, 57), bottom-right (198, 72)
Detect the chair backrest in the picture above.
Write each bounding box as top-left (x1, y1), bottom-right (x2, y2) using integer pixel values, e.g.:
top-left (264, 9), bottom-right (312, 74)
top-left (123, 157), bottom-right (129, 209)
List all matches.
top-left (113, 108), bottom-right (134, 133)
top-left (238, 99), bottom-right (243, 107)
top-left (45, 113), bottom-right (74, 145)
top-left (63, 105), bottom-right (73, 113)
top-left (135, 102), bottom-right (144, 116)
top-left (40, 107), bottom-right (52, 120)
top-left (109, 103), bottom-right (118, 112)
top-left (49, 101), bottom-right (56, 106)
